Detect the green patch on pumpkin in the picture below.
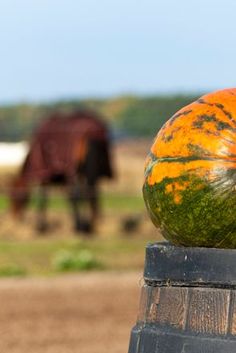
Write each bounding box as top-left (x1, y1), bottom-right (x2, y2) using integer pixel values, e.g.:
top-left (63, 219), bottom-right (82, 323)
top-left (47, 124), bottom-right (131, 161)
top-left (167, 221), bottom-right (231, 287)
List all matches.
top-left (143, 172), bottom-right (236, 248)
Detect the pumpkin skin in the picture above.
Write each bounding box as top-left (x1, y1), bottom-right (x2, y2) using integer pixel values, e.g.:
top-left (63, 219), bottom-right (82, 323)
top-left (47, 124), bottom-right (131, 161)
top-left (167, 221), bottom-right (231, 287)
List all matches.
top-left (143, 88), bottom-right (236, 248)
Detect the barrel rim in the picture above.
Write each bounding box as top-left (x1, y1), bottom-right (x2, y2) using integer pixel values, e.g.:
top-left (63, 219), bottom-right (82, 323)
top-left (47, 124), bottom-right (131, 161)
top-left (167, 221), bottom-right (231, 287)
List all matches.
top-left (144, 242), bottom-right (236, 287)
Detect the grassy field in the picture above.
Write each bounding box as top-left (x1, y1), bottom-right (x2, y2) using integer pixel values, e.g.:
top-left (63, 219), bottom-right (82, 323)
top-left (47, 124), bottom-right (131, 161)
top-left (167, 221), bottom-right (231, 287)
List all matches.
top-left (0, 190), bottom-right (161, 277)
top-left (0, 192), bottom-right (145, 212)
top-left (0, 236), bottom-right (153, 277)
top-left (0, 139), bottom-right (163, 277)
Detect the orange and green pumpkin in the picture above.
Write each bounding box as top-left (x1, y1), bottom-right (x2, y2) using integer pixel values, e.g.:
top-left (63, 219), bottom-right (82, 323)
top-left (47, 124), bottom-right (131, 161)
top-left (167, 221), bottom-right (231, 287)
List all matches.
top-left (143, 88), bottom-right (236, 248)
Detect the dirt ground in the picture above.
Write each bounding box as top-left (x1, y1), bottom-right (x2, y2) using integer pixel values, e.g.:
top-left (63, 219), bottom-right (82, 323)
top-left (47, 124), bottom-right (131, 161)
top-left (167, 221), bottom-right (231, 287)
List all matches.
top-left (0, 272), bottom-right (142, 353)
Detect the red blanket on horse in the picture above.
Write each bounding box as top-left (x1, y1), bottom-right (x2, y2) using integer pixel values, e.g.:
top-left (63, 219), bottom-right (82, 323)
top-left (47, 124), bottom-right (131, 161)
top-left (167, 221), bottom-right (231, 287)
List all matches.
top-left (21, 110), bottom-right (113, 184)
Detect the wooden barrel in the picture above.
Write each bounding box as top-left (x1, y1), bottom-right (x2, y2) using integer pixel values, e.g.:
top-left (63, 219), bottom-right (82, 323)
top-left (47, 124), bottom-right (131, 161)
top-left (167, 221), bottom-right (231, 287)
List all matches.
top-left (128, 243), bottom-right (236, 353)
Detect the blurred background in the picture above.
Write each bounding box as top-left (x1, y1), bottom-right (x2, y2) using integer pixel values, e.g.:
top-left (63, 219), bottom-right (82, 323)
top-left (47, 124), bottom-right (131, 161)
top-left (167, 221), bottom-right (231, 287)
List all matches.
top-left (0, 0), bottom-right (235, 352)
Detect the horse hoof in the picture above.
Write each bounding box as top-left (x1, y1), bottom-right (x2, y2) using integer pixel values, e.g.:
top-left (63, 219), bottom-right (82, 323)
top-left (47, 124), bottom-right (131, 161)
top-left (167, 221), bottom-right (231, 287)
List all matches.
top-left (74, 220), bottom-right (93, 235)
top-left (36, 222), bottom-right (49, 234)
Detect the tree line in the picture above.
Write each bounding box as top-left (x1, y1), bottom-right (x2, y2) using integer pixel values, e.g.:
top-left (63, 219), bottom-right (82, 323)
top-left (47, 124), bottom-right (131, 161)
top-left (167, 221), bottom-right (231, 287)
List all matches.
top-left (0, 94), bottom-right (200, 141)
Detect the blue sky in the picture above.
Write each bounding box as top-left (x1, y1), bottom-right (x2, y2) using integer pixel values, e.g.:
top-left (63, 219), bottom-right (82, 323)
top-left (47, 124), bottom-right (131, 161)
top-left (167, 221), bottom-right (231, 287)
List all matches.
top-left (0, 0), bottom-right (236, 102)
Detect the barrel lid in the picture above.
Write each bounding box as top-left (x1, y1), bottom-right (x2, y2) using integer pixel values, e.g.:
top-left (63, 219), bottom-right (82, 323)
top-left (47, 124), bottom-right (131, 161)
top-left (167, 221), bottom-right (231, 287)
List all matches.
top-left (144, 242), bottom-right (236, 287)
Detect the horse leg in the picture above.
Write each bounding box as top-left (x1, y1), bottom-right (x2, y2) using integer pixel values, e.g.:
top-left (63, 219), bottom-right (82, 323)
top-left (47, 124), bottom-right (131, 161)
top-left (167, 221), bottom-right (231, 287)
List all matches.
top-left (68, 182), bottom-right (82, 233)
top-left (36, 185), bottom-right (49, 233)
top-left (88, 184), bottom-right (99, 233)
top-left (68, 181), bottom-right (98, 235)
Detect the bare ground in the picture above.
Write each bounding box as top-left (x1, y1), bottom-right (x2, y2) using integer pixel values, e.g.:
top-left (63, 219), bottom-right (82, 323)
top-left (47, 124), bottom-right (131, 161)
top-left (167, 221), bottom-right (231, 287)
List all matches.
top-left (0, 272), bottom-right (141, 353)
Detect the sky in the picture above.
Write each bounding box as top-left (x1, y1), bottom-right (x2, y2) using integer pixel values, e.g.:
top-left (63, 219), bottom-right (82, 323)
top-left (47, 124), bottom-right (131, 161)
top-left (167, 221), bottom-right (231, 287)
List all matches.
top-left (0, 0), bottom-right (236, 103)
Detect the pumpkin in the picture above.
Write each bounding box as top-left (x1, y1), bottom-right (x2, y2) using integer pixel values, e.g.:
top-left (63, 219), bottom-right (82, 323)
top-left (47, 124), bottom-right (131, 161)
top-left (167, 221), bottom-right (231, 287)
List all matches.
top-left (143, 88), bottom-right (236, 248)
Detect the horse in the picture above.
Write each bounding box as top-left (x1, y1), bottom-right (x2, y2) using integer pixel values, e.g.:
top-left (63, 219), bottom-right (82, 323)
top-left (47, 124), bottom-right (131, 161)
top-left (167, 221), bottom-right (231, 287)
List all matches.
top-left (9, 110), bottom-right (113, 234)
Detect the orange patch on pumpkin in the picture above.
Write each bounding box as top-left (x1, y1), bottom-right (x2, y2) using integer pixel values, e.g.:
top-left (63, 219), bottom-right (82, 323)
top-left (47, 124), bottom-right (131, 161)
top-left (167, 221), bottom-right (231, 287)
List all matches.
top-left (146, 159), bottom-right (236, 186)
top-left (151, 89), bottom-right (236, 161)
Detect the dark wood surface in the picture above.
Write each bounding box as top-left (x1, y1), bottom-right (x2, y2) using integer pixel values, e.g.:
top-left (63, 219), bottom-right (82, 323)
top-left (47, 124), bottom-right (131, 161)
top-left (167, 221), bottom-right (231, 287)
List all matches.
top-left (138, 285), bottom-right (234, 336)
top-left (144, 243), bottom-right (236, 287)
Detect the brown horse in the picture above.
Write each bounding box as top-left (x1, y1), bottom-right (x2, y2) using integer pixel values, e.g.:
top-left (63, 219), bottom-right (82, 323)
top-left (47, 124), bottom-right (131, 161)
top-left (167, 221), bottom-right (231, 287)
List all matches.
top-left (9, 110), bottom-right (113, 234)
